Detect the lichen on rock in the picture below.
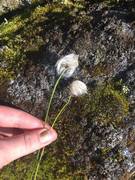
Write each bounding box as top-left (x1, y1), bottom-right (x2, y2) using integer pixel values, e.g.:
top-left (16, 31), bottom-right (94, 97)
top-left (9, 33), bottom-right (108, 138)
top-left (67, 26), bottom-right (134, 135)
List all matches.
top-left (0, 0), bottom-right (135, 179)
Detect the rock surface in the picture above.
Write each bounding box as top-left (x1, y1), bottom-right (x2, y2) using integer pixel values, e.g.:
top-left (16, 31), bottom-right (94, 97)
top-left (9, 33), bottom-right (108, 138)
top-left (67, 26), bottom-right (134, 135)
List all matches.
top-left (0, 0), bottom-right (33, 15)
top-left (0, 0), bottom-right (135, 179)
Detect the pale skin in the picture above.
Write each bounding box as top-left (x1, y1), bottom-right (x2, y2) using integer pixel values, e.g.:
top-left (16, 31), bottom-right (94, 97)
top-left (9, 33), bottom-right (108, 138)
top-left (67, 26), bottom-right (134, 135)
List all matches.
top-left (0, 106), bottom-right (57, 169)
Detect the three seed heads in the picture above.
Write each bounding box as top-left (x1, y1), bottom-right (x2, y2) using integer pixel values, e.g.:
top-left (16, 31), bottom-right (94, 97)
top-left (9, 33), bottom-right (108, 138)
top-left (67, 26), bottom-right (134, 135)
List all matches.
top-left (55, 53), bottom-right (87, 97)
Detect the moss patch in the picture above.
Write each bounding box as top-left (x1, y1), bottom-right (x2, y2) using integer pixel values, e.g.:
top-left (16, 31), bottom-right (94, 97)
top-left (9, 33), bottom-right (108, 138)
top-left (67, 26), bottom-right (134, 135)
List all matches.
top-left (0, 82), bottom-right (129, 179)
top-left (70, 83), bottom-right (129, 125)
top-left (0, 1), bottom-right (130, 179)
top-left (0, 2), bottom-right (85, 84)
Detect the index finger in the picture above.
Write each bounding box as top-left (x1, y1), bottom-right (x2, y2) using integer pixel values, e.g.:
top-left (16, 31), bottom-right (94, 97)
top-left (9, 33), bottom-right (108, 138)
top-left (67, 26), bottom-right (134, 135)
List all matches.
top-left (0, 106), bottom-right (48, 129)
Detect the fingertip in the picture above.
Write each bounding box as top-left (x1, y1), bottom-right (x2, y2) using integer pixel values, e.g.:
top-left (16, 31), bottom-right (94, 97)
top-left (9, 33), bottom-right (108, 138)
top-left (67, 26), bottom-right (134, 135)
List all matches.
top-left (41, 123), bottom-right (57, 141)
top-left (50, 127), bottom-right (58, 141)
top-left (40, 127), bottom-right (57, 143)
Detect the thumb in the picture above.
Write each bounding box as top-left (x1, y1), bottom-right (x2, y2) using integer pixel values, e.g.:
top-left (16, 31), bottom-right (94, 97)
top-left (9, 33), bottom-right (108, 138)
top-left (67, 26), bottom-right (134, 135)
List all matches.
top-left (0, 128), bottom-right (57, 169)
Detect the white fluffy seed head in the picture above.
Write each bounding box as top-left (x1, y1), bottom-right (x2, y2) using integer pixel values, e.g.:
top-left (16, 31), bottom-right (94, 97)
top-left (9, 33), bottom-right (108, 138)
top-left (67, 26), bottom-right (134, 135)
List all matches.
top-left (56, 53), bottom-right (79, 78)
top-left (70, 80), bottom-right (87, 96)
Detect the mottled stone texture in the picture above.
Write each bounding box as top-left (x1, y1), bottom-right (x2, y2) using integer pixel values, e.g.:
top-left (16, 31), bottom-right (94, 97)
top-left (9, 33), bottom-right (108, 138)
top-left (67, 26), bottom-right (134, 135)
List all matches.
top-left (0, 0), bottom-right (32, 15)
top-left (0, 0), bottom-right (135, 179)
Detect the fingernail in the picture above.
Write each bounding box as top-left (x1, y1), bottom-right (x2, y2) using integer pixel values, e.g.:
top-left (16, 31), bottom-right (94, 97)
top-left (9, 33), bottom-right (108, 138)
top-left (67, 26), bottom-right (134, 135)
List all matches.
top-left (40, 130), bottom-right (53, 144)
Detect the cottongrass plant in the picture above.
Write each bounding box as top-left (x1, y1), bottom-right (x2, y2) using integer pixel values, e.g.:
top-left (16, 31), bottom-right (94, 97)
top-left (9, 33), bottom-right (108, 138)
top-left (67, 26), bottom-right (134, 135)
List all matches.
top-left (32, 53), bottom-right (87, 180)
top-left (56, 53), bottom-right (79, 78)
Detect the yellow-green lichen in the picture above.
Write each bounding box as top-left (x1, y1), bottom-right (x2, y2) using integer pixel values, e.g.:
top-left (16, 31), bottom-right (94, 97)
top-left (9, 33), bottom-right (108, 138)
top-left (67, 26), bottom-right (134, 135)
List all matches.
top-left (0, 3), bottom-right (69, 84)
top-left (70, 83), bottom-right (129, 125)
top-left (0, 16), bottom-right (24, 38)
top-left (0, 0), bottom-right (90, 84)
top-left (0, 1), bottom-right (129, 179)
top-left (0, 82), bottom-right (129, 179)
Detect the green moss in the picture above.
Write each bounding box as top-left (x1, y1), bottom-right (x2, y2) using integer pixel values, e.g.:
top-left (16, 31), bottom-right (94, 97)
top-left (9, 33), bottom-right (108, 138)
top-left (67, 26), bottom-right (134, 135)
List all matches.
top-left (46, 83), bottom-right (129, 178)
top-left (70, 83), bottom-right (129, 125)
top-left (46, 82), bottom-right (129, 179)
top-left (0, 35), bottom-right (25, 84)
top-left (0, 16), bottom-right (23, 38)
top-left (0, 0), bottom-right (90, 84)
top-left (0, 1), bottom-right (129, 179)
top-left (0, 156), bottom-right (38, 180)
top-left (0, 3), bottom-right (68, 84)
top-left (0, 82), bottom-right (129, 179)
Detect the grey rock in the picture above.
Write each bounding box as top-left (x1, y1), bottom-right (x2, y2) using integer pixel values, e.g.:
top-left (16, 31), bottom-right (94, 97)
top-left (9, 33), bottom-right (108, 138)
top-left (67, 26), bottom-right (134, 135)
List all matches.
top-left (0, 0), bottom-right (32, 15)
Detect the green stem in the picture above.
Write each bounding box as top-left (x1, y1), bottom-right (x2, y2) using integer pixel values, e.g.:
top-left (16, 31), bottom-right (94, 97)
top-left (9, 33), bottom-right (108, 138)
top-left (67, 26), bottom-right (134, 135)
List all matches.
top-left (33, 95), bottom-right (71, 180)
top-left (36, 70), bottom-right (65, 160)
top-left (36, 150), bottom-right (40, 161)
top-left (45, 70), bottom-right (65, 123)
top-left (33, 148), bottom-right (45, 180)
top-left (52, 95), bottom-right (72, 128)
top-left (33, 71), bottom-right (65, 180)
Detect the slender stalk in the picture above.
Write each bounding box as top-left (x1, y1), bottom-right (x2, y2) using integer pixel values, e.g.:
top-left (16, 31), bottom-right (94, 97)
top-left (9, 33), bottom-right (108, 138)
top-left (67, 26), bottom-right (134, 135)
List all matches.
top-left (33, 95), bottom-right (72, 180)
top-left (36, 150), bottom-right (40, 161)
top-left (36, 70), bottom-right (65, 160)
top-left (45, 70), bottom-right (65, 123)
top-left (52, 95), bottom-right (72, 127)
top-left (33, 148), bottom-right (45, 180)
top-left (33, 71), bottom-right (65, 180)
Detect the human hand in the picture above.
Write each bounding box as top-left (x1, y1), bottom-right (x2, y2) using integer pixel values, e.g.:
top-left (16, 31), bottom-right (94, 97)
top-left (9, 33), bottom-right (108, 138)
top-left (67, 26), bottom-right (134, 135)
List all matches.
top-left (0, 106), bottom-right (57, 169)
